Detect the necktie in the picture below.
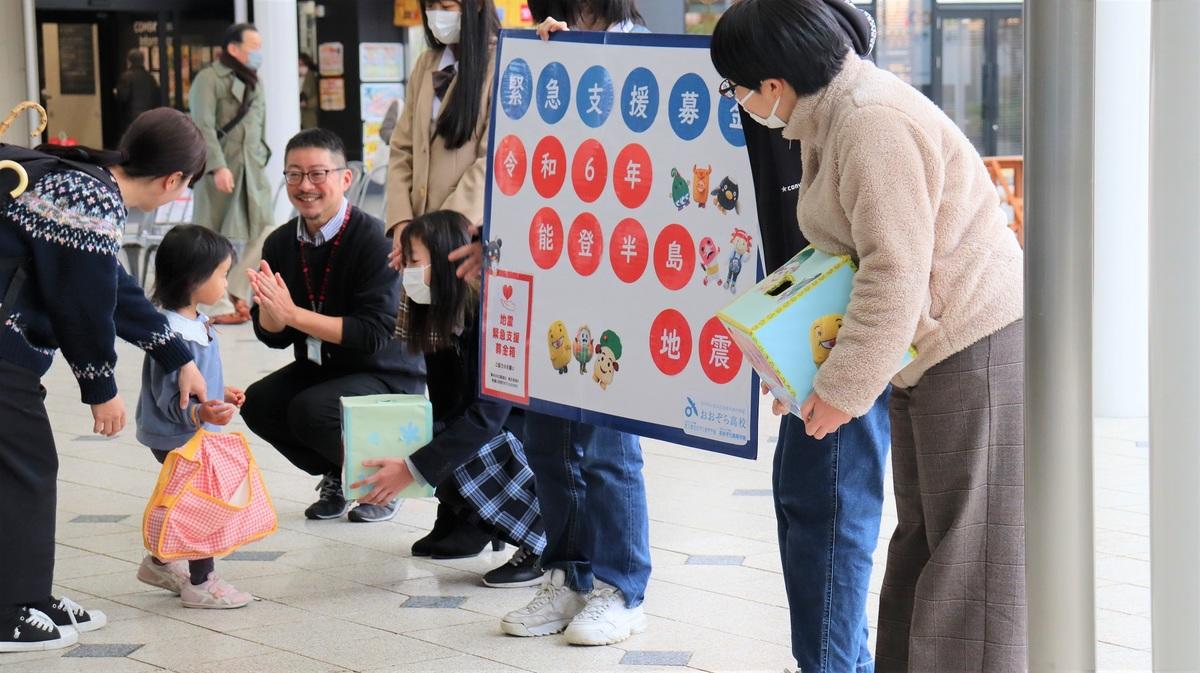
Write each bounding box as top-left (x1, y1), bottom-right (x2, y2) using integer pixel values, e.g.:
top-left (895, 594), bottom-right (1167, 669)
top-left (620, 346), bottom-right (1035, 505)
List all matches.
top-left (432, 64), bottom-right (456, 102)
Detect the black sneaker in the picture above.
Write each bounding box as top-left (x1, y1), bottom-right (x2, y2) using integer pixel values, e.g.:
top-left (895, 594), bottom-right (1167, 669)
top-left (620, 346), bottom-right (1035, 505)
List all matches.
top-left (34, 596), bottom-right (107, 634)
top-left (305, 473), bottom-right (351, 520)
top-left (0, 607), bottom-right (78, 653)
top-left (347, 498), bottom-right (401, 523)
top-left (483, 548), bottom-right (545, 588)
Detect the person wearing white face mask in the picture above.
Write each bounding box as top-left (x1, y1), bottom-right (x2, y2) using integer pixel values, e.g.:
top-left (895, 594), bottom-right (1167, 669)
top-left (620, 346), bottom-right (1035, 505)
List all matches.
top-left (190, 23), bottom-right (275, 326)
top-left (353, 210), bottom-right (549, 589)
top-left (713, 2), bottom-right (1026, 672)
top-left (385, 0), bottom-right (499, 279)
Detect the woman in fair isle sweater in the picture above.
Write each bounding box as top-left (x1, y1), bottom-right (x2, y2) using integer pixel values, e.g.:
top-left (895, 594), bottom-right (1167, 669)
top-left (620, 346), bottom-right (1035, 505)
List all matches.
top-left (0, 108), bottom-right (209, 653)
top-left (713, 2), bottom-right (1025, 672)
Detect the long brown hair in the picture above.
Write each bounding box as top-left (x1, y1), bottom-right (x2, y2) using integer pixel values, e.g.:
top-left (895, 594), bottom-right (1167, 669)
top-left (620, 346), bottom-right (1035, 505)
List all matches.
top-left (420, 0), bottom-right (499, 150)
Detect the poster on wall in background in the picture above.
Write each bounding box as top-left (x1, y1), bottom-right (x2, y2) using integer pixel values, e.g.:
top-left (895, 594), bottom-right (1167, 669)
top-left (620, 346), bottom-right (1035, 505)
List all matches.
top-left (320, 78), bottom-right (347, 111)
top-left (363, 122), bottom-right (384, 172)
top-left (394, 0), bottom-right (423, 27)
top-left (318, 42), bottom-right (345, 77)
top-left (360, 43), bottom-right (405, 82)
top-left (360, 83), bottom-right (404, 122)
top-left (495, 0), bottom-right (532, 27)
top-left (480, 31), bottom-right (763, 458)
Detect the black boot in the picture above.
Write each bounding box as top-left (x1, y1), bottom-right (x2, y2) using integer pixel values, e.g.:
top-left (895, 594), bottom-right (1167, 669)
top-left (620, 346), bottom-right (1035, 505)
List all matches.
top-left (412, 503), bottom-right (458, 557)
top-left (428, 520), bottom-right (503, 560)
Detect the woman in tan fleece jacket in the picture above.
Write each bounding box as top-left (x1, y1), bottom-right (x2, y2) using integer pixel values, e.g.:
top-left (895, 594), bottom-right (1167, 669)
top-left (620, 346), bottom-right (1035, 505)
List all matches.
top-left (713, 2), bottom-right (1026, 672)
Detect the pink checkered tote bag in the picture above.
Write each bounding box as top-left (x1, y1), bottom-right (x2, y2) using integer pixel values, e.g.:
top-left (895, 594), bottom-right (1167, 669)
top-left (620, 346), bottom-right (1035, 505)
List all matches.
top-left (142, 430), bottom-right (278, 561)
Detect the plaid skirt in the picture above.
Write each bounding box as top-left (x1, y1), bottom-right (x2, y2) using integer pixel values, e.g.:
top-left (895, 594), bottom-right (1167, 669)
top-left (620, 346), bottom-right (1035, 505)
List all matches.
top-left (444, 431), bottom-right (546, 555)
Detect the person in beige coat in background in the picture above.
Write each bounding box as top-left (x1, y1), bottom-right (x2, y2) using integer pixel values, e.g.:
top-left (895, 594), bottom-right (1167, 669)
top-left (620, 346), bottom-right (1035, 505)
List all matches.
top-left (385, 0), bottom-right (494, 260)
top-left (712, 1), bottom-right (1026, 671)
top-left (189, 23), bottom-right (274, 324)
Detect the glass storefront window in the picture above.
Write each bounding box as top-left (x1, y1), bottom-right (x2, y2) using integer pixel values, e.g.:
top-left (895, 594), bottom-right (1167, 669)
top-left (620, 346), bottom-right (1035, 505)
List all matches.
top-left (876, 0), bottom-right (934, 96)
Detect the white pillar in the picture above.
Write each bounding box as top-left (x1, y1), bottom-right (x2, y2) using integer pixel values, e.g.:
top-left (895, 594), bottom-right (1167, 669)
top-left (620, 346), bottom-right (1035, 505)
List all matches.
top-left (1149, 0), bottom-right (1200, 669)
top-left (1025, 1), bottom-right (1097, 671)
top-left (235, 0), bottom-right (249, 24)
top-left (1093, 0), bottom-right (1150, 419)
top-left (252, 0), bottom-right (300, 223)
top-left (0, 0), bottom-right (38, 145)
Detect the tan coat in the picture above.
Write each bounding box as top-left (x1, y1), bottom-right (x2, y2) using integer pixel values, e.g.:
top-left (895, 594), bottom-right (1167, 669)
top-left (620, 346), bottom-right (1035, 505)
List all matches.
top-left (783, 53), bottom-right (1024, 417)
top-left (385, 47), bottom-right (494, 231)
top-left (189, 62), bottom-right (274, 244)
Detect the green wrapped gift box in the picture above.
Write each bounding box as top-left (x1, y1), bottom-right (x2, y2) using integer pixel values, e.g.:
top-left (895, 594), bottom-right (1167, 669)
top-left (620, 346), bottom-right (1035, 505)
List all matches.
top-left (341, 394), bottom-right (435, 501)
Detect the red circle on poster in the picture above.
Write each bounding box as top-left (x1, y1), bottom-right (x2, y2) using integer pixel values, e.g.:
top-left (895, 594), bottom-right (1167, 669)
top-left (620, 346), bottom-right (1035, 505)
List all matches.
top-left (649, 308), bottom-right (692, 376)
top-left (653, 224), bottom-right (697, 291)
top-left (608, 218), bottom-right (649, 284)
top-left (612, 144), bottom-right (653, 209)
top-left (531, 136), bottom-right (567, 198)
top-left (571, 139), bottom-right (608, 203)
top-left (567, 212), bottom-right (604, 277)
top-left (698, 317), bottom-right (743, 384)
top-left (528, 207), bottom-right (564, 270)
top-left (494, 135), bottom-right (527, 196)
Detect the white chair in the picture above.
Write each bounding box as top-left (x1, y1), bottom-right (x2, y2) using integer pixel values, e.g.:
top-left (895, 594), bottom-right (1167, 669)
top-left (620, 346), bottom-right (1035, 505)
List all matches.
top-left (120, 193), bottom-right (194, 289)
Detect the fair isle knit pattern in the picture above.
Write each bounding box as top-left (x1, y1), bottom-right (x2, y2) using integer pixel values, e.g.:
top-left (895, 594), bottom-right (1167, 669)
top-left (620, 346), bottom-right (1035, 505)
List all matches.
top-left (134, 325), bottom-right (177, 352)
top-left (3, 312), bottom-right (55, 356)
top-left (11, 171), bottom-right (123, 256)
top-left (0, 168), bottom-right (193, 403)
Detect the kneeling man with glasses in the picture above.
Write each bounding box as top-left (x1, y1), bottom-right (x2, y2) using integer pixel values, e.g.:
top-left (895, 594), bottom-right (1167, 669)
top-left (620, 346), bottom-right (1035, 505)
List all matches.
top-left (241, 128), bottom-right (427, 523)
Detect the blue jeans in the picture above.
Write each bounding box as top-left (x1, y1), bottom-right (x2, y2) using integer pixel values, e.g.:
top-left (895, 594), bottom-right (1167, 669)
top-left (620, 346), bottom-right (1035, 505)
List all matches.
top-left (522, 412), bottom-right (651, 607)
top-left (774, 390), bottom-right (890, 673)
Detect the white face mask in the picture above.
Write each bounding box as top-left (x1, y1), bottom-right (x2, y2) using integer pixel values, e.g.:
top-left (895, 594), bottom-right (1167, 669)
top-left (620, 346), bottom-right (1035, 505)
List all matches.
top-left (427, 10), bottom-right (462, 45)
top-left (403, 266), bottom-right (432, 304)
top-left (738, 89), bottom-right (786, 129)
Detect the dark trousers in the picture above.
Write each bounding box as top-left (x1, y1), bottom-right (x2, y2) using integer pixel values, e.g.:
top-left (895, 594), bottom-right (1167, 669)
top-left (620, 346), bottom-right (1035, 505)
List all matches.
top-left (877, 321), bottom-right (1026, 673)
top-left (0, 361), bottom-right (56, 606)
top-left (241, 361), bottom-right (422, 476)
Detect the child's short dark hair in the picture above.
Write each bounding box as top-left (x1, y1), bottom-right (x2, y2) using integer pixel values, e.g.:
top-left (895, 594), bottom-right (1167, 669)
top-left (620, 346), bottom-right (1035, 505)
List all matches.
top-left (151, 225), bottom-right (236, 311)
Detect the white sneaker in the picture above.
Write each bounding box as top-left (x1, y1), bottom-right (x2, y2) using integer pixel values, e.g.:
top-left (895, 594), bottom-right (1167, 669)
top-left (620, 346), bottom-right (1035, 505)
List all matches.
top-left (563, 581), bottom-right (646, 646)
top-left (180, 573), bottom-right (252, 609)
top-left (136, 555), bottom-right (189, 595)
top-left (500, 568), bottom-right (587, 637)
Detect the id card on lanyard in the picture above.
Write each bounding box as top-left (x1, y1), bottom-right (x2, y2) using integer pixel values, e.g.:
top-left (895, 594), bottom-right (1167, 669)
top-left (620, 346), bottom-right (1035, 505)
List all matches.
top-left (299, 206), bottom-right (352, 365)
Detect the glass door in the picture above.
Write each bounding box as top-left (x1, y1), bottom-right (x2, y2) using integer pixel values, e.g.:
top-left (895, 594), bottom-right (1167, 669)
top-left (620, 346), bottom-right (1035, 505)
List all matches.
top-left (934, 8), bottom-right (1022, 156)
top-left (994, 14), bottom-right (1023, 155)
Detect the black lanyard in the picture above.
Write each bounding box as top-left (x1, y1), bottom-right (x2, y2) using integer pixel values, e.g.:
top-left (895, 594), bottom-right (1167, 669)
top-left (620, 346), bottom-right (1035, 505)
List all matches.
top-left (299, 206), bottom-right (351, 314)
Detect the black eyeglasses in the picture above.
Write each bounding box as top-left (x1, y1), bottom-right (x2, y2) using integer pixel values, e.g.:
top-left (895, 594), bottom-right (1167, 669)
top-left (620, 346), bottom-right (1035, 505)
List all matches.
top-left (718, 79), bottom-right (740, 101)
top-left (282, 167), bottom-right (348, 185)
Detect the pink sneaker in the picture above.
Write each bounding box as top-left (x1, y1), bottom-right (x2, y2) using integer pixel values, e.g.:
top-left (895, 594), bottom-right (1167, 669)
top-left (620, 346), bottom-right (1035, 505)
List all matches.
top-left (180, 573), bottom-right (252, 609)
top-left (136, 555), bottom-right (190, 595)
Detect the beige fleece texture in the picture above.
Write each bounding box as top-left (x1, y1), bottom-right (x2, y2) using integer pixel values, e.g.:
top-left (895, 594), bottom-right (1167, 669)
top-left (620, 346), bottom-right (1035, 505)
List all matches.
top-left (782, 54), bottom-right (1024, 418)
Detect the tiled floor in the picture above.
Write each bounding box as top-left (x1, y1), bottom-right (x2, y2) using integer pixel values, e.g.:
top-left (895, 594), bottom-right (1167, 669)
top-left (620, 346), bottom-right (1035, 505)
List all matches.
top-left (4, 324), bottom-right (1153, 672)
